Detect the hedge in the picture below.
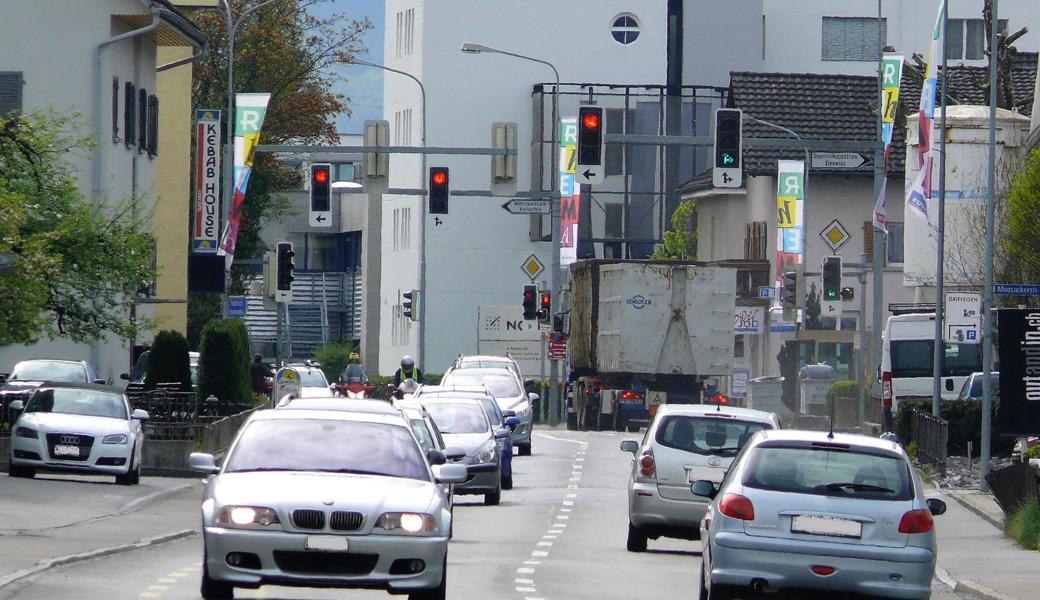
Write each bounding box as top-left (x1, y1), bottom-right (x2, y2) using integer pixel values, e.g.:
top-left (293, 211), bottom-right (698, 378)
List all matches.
top-left (143, 330), bottom-right (192, 392)
top-left (197, 318), bottom-right (252, 413)
top-left (313, 341), bottom-right (358, 384)
top-left (895, 398), bottom-right (1016, 457)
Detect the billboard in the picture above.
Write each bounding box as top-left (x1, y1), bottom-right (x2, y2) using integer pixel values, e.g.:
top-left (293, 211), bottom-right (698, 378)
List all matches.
top-left (193, 110), bottom-right (221, 253)
top-left (997, 309), bottom-right (1040, 435)
top-left (477, 305), bottom-right (549, 377)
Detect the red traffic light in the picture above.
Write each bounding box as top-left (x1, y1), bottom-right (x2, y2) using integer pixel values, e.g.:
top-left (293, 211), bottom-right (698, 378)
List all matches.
top-left (313, 168), bottom-right (329, 184)
top-left (523, 290), bottom-right (535, 301)
top-left (540, 293), bottom-right (551, 306)
top-left (582, 113), bottom-right (600, 130)
top-left (432, 171), bottom-right (447, 186)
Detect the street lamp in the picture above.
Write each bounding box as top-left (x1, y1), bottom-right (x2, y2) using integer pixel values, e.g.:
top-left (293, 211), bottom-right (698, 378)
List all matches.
top-left (347, 59), bottom-right (428, 370)
top-left (461, 42), bottom-right (562, 426)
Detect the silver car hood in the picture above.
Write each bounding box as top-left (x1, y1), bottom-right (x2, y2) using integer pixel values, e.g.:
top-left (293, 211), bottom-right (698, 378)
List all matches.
top-left (18, 412), bottom-right (130, 436)
top-left (211, 471), bottom-right (439, 514)
top-left (440, 431), bottom-right (493, 455)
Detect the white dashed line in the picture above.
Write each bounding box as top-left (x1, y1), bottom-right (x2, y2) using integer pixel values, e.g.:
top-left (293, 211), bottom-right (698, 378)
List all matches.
top-left (557, 515), bottom-right (570, 520)
top-left (516, 578), bottom-right (535, 584)
top-left (537, 541), bottom-right (553, 547)
top-left (524, 560), bottom-right (541, 565)
top-left (532, 550), bottom-right (549, 557)
top-left (517, 567), bottom-right (536, 574)
top-left (516, 586), bottom-right (537, 593)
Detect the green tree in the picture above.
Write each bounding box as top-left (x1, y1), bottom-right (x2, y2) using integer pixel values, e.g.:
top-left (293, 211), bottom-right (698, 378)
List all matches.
top-left (0, 112), bottom-right (155, 344)
top-left (651, 200), bottom-right (697, 260)
top-left (144, 330), bottom-right (193, 392)
top-left (1006, 149), bottom-right (1040, 286)
top-left (313, 340), bottom-right (358, 384)
top-left (197, 318), bottom-right (253, 412)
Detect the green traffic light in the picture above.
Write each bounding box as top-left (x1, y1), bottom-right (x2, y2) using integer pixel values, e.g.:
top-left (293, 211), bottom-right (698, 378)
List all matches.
top-left (722, 153), bottom-right (735, 165)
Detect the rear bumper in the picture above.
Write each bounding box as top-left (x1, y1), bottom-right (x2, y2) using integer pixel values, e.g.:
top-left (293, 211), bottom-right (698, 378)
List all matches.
top-left (709, 532), bottom-right (935, 600)
top-left (455, 465), bottom-right (500, 495)
top-left (628, 481), bottom-right (707, 532)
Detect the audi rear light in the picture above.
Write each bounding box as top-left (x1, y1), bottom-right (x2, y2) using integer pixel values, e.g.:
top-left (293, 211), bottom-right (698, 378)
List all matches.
top-left (882, 371), bottom-right (893, 407)
top-left (621, 390), bottom-right (643, 401)
top-left (638, 448), bottom-right (656, 479)
top-left (718, 493), bottom-right (755, 521)
top-left (898, 509), bottom-right (934, 534)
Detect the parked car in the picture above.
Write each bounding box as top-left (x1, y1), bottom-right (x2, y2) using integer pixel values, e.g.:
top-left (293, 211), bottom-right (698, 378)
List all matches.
top-left (403, 398), bottom-right (503, 506)
top-left (449, 354), bottom-right (523, 379)
top-left (694, 429), bottom-right (946, 600)
top-left (2, 359), bottom-right (107, 419)
top-left (8, 382), bottom-right (149, 484)
top-left (620, 404), bottom-right (779, 552)
top-left (411, 385), bottom-right (519, 489)
top-left (440, 366), bottom-right (536, 456)
top-left (189, 408), bottom-right (466, 600)
top-left (955, 371), bottom-right (999, 402)
top-left (272, 363), bottom-right (333, 404)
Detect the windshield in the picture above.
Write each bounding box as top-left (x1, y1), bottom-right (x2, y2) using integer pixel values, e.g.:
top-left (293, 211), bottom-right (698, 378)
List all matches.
top-left (890, 340), bottom-right (981, 378)
top-left (25, 388), bottom-right (127, 420)
top-left (225, 419), bottom-right (429, 481)
top-left (443, 372), bottom-right (521, 398)
top-left (297, 370), bottom-right (328, 387)
top-left (743, 445), bottom-right (912, 500)
top-left (959, 373), bottom-right (1000, 401)
top-left (424, 403), bottom-right (489, 434)
top-left (655, 416), bottom-right (770, 457)
top-left (11, 361), bottom-right (88, 383)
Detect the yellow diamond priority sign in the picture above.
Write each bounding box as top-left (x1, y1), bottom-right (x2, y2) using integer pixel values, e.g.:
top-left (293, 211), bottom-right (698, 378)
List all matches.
top-left (522, 254), bottom-right (545, 281)
top-left (820, 219), bottom-right (850, 252)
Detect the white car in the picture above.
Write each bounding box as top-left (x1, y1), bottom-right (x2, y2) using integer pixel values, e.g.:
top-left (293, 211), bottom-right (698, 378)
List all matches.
top-left (440, 365), bottom-right (536, 456)
top-left (8, 382), bottom-right (149, 484)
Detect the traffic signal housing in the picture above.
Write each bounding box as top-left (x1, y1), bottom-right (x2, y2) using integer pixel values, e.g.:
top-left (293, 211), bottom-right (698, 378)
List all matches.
top-left (275, 241), bottom-right (295, 303)
top-left (822, 256), bottom-right (842, 302)
top-left (523, 284), bottom-right (538, 320)
top-left (714, 109), bottom-right (742, 169)
top-left (402, 289), bottom-right (419, 322)
top-left (429, 167), bottom-right (449, 214)
top-left (781, 270), bottom-right (799, 310)
top-left (310, 163), bottom-right (331, 212)
top-left (539, 291), bottom-right (552, 323)
top-left (577, 106), bottom-right (604, 167)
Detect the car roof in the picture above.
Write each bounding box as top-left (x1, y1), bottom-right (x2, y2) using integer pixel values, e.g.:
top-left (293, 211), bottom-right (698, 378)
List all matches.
top-left (399, 397), bottom-right (484, 409)
top-left (34, 381), bottom-right (124, 394)
top-left (456, 355), bottom-right (517, 363)
top-left (276, 397), bottom-right (401, 415)
top-left (750, 429), bottom-right (904, 454)
top-left (249, 408), bottom-right (408, 427)
top-left (444, 367), bottom-right (518, 378)
top-left (416, 384), bottom-right (492, 397)
top-left (15, 359), bottom-right (88, 366)
top-left (656, 403), bottom-right (778, 423)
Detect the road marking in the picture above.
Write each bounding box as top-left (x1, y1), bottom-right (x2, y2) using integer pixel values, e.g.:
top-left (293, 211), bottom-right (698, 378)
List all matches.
top-left (516, 587), bottom-right (537, 593)
top-left (138, 593), bottom-right (161, 599)
top-left (543, 535), bottom-right (557, 540)
top-left (560, 507), bottom-right (572, 512)
top-left (535, 432), bottom-right (586, 445)
top-left (553, 523), bottom-right (567, 528)
top-left (572, 464), bottom-right (583, 469)
top-left (157, 577), bottom-right (177, 584)
top-left (548, 529), bottom-right (563, 534)
top-left (557, 515), bottom-right (570, 519)
top-left (537, 541), bottom-right (553, 547)
top-left (532, 550), bottom-right (549, 557)
top-left (566, 493), bottom-right (577, 498)
top-left (516, 578), bottom-right (535, 584)
top-left (563, 500), bottom-right (574, 506)
top-left (524, 560), bottom-right (541, 565)
top-left (517, 567), bottom-right (536, 574)
top-left (575, 456), bottom-right (585, 461)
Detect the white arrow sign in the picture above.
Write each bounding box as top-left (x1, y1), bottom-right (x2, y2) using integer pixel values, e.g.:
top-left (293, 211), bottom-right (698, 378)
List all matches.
top-left (501, 199), bottom-right (551, 215)
top-left (575, 166), bottom-right (603, 185)
top-left (810, 152), bottom-right (870, 169)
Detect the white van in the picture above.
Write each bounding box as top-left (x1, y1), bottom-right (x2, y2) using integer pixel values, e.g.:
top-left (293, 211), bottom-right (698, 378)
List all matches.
top-left (880, 313), bottom-right (982, 410)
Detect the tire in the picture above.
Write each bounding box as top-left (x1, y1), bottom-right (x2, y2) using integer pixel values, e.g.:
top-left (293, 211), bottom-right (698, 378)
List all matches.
top-left (200, 559), bottom-right (234, 600)
top-left (502, 473), bottom-right (513, 490)
top-left (518, 443), bottom-right (531, 457)
top-left (626, 522), bottom-right (648, 552)
top-left (484, 487), bottom-right (501, 506)
top-left (115, 450), bottom-right (136, 486)
top-left (8, 463), bottom-right (35, 479)
top-left (408, 553), bottom-right (447, 600)
top-left (699, 562), bottom-right (709, 600)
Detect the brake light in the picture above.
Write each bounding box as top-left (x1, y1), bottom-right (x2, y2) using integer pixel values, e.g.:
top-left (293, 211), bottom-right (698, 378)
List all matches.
top-left (898, 509), bottom-right (933, 534)
top-left (811, 565), bottom-right (836, 576)
top-left (638, 449), bottom-right (655, 479)
top-left (881, 371), bottom-right (893, 407)
top-left (718, 493), bottom-right (755, 521)
top-left (621, 390), bottom-right (643, 401)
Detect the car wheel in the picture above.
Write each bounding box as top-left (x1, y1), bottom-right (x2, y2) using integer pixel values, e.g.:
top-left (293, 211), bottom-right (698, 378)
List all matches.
top-left (484, 487), bottom-right (501, 506)
top-left (699, 561), bottom-right (709, 600)
top-left (518, 443), bottom-right (531, 456)
top-left (115, 449), bottom-right (136, 486)
top-left (502, 473), bottom-right (513, 490)
top-left (201, 559), bottom-right (234, 599)
top-left (626, 522), bottom-right (648, 552)
top-left (8, 462), bottom-right (35, 479)
top-left (408, 553), bottom-right (447, 600)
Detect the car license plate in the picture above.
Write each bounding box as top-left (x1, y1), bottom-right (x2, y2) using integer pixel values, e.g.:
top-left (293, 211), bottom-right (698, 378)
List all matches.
top-left (305, 536), bottom-right (349, 552)
top-left (53, 445), bottom-right (80, 457)
top-left (791, 515), bottom-right (862, 538)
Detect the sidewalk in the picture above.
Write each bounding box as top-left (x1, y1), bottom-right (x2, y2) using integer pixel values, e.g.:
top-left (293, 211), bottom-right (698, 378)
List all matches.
top-left (934, 485), bottom-right (1040, 600)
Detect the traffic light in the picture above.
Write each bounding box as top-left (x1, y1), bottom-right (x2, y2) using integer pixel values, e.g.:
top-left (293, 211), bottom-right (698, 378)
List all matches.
top-left (275, 241), bottom-right (295, 303)
top-left (429, 167), bottom-right (449, 214)
top-left (822, 256), bottom-right (842, 302)
top-left (523, 284), bottom-right (538, 320)
top-left (310, 163), bottom-right (331, 212)
top-left (539, 291), bottom-right (552, 323)
top-left (402, 289), bottom-right (419, 322)
top-left (577, 105), bottom-right (604, 167)
top-left (781, 270), bottom-right (799, 310)
top-left (714, 109), bottom-right (742, 169)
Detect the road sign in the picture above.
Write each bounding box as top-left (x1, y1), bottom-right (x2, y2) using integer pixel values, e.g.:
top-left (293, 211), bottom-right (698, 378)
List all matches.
top-left (994, 283), bottom-right (1040, 296)
top-left (548, 333), bottom-right (568, 360)
top-left (945, 291), bottom-right (982, 344)
top-left (501, 198), bottom-right (550, 215)
top-left (810, 152), bottom-right (870, 169)
top-left (819, 219), bottom-right (850, 252)
top-left (575, 167), bottom-right (603, 185)
top-left (758, 286), bottom-right (775, 299)
top-left (228, 296), bottom-right (247, 318)
top-left (521, 255), bottom-right (545, 281)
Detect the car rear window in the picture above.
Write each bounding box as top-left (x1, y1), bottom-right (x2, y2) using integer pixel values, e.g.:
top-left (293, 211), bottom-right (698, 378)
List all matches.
top-left (424, 402), bottom-right (489, 434)
top-left (442, 372), bottom-right (520, 398)
top-left (12, 361), bottom-right (87, 382)
top-left (743, 445), bottom-right (912, 500)
top-left (655, 415), bottom-right (771, 457)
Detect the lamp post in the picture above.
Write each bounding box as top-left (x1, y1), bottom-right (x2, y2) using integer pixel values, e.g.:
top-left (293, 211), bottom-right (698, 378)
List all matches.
top-left (461, 43), bottom-right (562, 425)
top-left (348, 59), bottom-right (428, 370)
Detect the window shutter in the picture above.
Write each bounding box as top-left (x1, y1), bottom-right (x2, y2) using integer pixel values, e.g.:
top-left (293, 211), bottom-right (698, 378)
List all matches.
top-left (863, 221), bottom-right (874, 263)
top-left (147, 95), bottom-right (159, 157)
top-left (0, 72), bottom-right (23, 116)
top-left (124, 82), bottom-right (136, 148)
top-left (138, 88), bottom-right (148, 151)
top-left (111, 77), bottom-right (120, 143)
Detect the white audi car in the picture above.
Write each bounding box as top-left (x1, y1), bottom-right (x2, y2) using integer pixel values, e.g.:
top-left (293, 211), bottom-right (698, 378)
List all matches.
top-left (8, 383), bottom-right (149, 484)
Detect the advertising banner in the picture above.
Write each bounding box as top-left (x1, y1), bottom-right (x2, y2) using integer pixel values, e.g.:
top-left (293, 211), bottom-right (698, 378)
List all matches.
top-left (193, 110), bottom-right (221, 253)
top-left (559, 118), bottom-right (579, 266)
top-left (477, 305), bottom-right (550, 376)
top-left (775, 160), bottom-right (805, 283)
top-left (218, 93), bottom-right (271, 260)
top-left (873, 54), bottom-right (904, 233)
top-left (997, 309), bottom-right (1040, 435)
top-left (905, 2), bottom-right (945, 222)
top-left (734, 306), bottom-right (765, 335)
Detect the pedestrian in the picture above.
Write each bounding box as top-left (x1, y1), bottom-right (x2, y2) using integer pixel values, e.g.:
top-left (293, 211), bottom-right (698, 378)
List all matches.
top-left (250, 354), bottom-right (273, 395)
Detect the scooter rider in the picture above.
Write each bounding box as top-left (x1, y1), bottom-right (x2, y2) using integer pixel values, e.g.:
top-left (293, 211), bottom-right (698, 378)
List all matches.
top-left (339, 352), bottom-right (369, 383)
top-left (393, 355), bottom-right (424, 387)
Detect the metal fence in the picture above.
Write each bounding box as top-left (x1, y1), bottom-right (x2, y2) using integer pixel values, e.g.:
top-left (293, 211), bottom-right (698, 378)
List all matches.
top-left (126, 384), bottom-right (255, 441)
top-left (911, 409), bottom-right (949, 476)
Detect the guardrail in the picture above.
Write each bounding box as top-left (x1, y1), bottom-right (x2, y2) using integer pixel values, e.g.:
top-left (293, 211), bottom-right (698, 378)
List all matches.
top-left (911, 408), bottom-right (949, 476)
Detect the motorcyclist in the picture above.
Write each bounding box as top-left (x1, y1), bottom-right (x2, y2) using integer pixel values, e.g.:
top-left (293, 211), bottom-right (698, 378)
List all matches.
top-left (392, 378), bottom-right (420, 400)
top-left (393, 355), bottom-right (424, 387)
top-left (339, 351), bottom-right (369, 383)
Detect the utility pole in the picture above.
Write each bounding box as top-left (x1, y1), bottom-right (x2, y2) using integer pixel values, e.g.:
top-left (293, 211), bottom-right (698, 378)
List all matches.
top-left (932, 0), bottom-right (949, 418)
top-left (981, 0), bottom-right (999, 491)
top-left (872, 0), bottom-right (887, 429)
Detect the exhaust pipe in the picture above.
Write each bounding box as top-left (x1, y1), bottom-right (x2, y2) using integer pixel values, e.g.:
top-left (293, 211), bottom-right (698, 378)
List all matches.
top-left (751, 578), bottom-right (772, 594)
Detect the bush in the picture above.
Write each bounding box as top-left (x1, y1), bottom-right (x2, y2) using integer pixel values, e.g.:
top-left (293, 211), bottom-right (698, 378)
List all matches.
top-left (313, 341), bottom-right (358, 384)
top-left (1007, 497), bottom-right (1040, 550)
top-left (197, 318), bottom-right (252, 413)
top-left (895, 398), bottom-right (1016, 457)
top-left (1023, 444), bottom-right (1040, 461)
top-left (143, 330), bottom-right (192, 392)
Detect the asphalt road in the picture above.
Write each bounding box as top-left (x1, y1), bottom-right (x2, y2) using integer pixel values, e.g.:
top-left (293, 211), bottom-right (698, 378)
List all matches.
top-left (0, 430), bottom-right (968, 600)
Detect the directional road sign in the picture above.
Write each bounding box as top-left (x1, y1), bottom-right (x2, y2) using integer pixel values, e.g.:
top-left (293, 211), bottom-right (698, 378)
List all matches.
top-left (501, 198), bottom-right (551, 215)
top-left (810, 152), bottom-right (871, 170)
top-left (944, 291), bottom-right (981, 344)
top-left (995, 283), bottom-right (1040, 296)
top-left (575, 166), bottom-right (604, 186)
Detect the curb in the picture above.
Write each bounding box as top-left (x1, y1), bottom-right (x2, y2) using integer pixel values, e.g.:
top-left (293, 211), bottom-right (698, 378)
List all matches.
top-left (944, 489), bottom-right (1005, 530)
top-left (0, 529), bottom-right (197, 592)
top-left (116, 480), bottom-right (200, 516)
top-left (954, 579), bottom-right (1021, 600)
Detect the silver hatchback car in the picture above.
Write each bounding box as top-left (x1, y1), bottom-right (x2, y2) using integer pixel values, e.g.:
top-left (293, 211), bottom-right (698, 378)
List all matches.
top-left (621, 404), bottom-right (779, 552)
top-left (694, 430), bottom-right (946, 600)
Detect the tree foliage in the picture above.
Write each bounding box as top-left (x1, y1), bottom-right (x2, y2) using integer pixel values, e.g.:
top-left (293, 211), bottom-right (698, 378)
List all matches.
top-left (1006, 149), bottom-right (1040, 288)
top-left (0, 112), bottom-right (155, 344)
top-left (144, 329), bottom-right (193, 392)
top-left (651, 200), bottom-right (697, 260)
top-left (197, 318), bottom-right (253, 412)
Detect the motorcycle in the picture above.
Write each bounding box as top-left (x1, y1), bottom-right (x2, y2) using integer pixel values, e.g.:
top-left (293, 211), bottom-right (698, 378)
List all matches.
top-left (336, 380), bottom-right (375, 399)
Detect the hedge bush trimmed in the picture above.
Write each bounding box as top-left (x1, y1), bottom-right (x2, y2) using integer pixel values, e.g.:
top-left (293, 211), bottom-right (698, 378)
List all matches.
top-left (143, 330), bottom-right (192, 392)
top-left (895, 398), bottom-right (1015, 457)
top-left (313, 341), bottom-right (358, 384)
top-left (197, 318), bottom-right (252, 413)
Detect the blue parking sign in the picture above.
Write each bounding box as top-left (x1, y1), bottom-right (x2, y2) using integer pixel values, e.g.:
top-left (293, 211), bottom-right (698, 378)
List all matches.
top-left (228, 296), bottom-right (247, 318)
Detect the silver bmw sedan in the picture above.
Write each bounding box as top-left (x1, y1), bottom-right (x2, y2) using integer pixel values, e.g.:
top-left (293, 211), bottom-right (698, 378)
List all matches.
top-left (189, 409), bottom-right (467, 600)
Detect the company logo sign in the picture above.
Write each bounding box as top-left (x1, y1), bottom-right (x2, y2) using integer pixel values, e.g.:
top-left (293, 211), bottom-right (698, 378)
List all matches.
top-left (626, 295), bottom-right (652, 310)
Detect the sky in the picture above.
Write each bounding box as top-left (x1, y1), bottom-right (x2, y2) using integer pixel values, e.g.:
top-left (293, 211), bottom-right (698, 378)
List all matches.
top-left (307, 0), bottom-right (385, 134)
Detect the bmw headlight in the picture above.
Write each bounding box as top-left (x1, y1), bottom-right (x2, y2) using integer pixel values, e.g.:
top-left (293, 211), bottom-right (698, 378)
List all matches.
top-left (472, 441), bottom-right (497, 464)
top-left (102, 434), bottom-right (128, 444)
top-left (377, 512), bottom-right (437, 535)
top-left (216, 505), bottom-right (281, 527)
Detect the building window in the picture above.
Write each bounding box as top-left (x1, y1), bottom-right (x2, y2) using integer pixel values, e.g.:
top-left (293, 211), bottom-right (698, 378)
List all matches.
top-left (395, 8), bottom-right (415, 57)
top-left (334, 162), bottom-right (358, 182)
top-left (886, 222), bottom-right (904, 266)
top-left (745, 221), bottom-right (768, 261)
top-left (124, 82), bottom-right (136, 149)
top-left (0, 71), bottom-right (22, 116)
top-left (611, 14), bottom-right (640, 45)
top-left (821, 17), bottom-right (886, 61)
top-left (946, 18), bottom-right (1007, 60)
top-left (111, 77), bottom-right (120, 143)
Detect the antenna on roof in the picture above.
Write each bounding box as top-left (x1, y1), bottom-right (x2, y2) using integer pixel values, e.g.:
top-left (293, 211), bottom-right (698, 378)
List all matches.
top-left (827, 394), bottom-right (835, 439)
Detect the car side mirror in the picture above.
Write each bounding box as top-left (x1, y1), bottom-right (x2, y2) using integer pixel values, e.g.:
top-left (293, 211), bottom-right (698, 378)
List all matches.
top-left (433, 463), bottom-right (468, 484)
top-left (9, 399), bottom-right (24, 412)
top-left (504, 416), bottom-right (520, 427)
top-left (443, 447), bottom-right (466, 461)
top-left (93, 378), bottom-right (107, 385)
top-left (119, 373), bottom-right (130, 381)
top-left (525, 379), bottom-right (535, 387)
top-left (426, 449), bottom-right (447, 466)
top-left (620, 440), bottom-right (639, 454)
top-left (502, 409), bottom-right (517, 418)
top-left (690, 479), bottom-right (718, 499)
top-left (945, 379), bottom-right (954, 392)
top-left (132, 409), bottom-right (150, 421)
top-left (188, 452), bottom-right (220, 475)
top-left (528, 392), bottom-right (540, 403)
top-left (926, 498), bottom-right (947, 516)
top-left (494, 427), bottom-right (510, 439)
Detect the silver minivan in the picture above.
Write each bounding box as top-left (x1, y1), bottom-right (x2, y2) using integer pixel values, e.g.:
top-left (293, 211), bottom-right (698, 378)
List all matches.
top-left (620, 404), bottom-right (779, 552)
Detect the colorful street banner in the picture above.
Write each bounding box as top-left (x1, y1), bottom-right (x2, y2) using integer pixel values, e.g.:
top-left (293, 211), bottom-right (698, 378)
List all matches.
top-left (218, 92), bottom-right (271, 260)
top-left (873, 54), bottom-right (904, 233)
top-left (775, 160), bottom-right (805, 283)
top-left (905, 3), bottom-right (945, 222)
top-left (559, 118), bottom-right (579, 266)
top-left (193, 110), bottom-right (221, 253)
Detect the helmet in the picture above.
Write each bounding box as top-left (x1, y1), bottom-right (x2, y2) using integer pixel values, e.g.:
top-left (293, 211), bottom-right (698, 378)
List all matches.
top-left (401, 355), bottom-right (415, 368)
top-left (399, 378), bottom-right (419, 394)
top-left (348, 352), bottom-right (360, 362)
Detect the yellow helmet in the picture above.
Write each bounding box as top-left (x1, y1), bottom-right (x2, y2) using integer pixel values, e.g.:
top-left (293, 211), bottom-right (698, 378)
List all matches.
top-left (348, 352), bottom-right (360, 361)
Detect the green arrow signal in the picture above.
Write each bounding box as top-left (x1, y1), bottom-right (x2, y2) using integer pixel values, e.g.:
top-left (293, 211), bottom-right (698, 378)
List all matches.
top-left (722, 153), bottom-right (735, 165)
